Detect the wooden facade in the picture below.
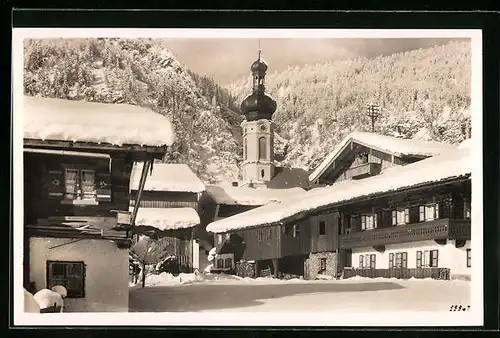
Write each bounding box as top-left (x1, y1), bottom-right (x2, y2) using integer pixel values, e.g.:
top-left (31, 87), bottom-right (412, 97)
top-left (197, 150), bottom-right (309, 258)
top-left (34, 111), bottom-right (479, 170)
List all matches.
top-left (23, 143), bottom-right (167, 291)
top-left (212, 178), bottom-right (471, 279)
top-left (24, 152), bottom-right (132, 224)
top-left (315, 141), bottom-right (427, 185)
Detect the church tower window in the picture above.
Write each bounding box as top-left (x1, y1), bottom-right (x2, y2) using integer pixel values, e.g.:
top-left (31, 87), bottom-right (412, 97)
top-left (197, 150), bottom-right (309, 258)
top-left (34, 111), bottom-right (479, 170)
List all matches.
top-left (259, 137), bottom-right (267, 160)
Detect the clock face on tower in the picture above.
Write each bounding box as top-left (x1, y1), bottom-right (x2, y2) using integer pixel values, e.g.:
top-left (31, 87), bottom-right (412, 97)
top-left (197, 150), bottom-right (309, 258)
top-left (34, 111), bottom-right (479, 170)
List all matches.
top-left (260, 124), bottom-right (266, 131)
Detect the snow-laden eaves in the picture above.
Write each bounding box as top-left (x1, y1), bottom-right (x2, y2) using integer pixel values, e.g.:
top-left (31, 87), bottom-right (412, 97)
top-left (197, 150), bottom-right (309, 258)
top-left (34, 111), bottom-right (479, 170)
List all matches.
top-left (207, 142), bottom-right (471, 234)
top-left (130, 163), bottom-right (205, 193)
top-left (206, 185), bottom-right (306, 206)
top-left (22, 96), bottom-right (175, 147)
top-left (131, 207), bottom-right (200, 231)
top-left (308, 131), bottom-right (456, 182)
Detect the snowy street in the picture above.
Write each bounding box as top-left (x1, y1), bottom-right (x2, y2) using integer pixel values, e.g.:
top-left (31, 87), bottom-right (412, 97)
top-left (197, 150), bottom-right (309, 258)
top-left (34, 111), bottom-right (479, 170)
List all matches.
top-left (129, 274), bottom-right (471, 312)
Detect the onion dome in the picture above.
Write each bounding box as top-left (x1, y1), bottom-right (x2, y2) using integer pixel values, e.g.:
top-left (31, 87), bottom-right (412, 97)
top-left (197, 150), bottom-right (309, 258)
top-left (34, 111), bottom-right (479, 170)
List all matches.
top-left (241, 93), bottom-right (277, 121)
top-left (251, 58), bottom-right (268, 74)
top-left (240, 50), bottom-right (277, 121)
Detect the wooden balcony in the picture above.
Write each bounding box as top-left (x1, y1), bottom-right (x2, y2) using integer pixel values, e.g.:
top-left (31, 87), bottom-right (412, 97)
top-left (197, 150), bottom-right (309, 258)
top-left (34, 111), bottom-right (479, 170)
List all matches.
top-left (347, 162), bottom-right (382, 179)
top-left (340, 218), bottom-right (471, 249)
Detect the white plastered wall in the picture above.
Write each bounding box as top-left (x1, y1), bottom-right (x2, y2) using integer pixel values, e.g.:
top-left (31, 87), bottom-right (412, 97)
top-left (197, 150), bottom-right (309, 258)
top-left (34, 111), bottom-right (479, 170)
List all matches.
top-left (29, 237), bottom-right (129, 312)
top-left (351, 239), bottom-right (471, 278)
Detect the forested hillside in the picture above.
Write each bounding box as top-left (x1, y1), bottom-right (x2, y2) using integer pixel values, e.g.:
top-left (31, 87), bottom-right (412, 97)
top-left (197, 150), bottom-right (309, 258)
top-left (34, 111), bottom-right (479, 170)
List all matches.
top-left (23, 38), bottom-right (242, 184)
top-left (229, 41), bottom-right (472, 170)
top-left (24, 39), bottom-right (472, 180)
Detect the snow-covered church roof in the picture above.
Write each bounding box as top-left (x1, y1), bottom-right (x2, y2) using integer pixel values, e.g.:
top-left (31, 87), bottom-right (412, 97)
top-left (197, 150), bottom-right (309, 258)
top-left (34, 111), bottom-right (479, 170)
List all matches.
top-left (206, 185), bottom-right (306, 206)
top-left (207, 141), bottom-right (471, 233)
top-left (131, 207), bottom-right (200, 231)
top-left (23, 96), bottom-right (175, 147)
top-left (309, 131), bottom-right (456, 182)
top-left (130, 163), bottom-right (205, 193)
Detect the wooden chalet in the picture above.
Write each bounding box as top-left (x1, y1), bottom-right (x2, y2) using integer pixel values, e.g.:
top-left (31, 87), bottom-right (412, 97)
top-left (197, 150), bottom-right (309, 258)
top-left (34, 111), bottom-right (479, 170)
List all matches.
top-left (206, 133), bottom-right (472, 281)
top-left (22, 96), bottom-right (175, 311)
top-left (203, 185), bottom-right (306, 274)
top-left (129, 163), bottom-right (205, 273)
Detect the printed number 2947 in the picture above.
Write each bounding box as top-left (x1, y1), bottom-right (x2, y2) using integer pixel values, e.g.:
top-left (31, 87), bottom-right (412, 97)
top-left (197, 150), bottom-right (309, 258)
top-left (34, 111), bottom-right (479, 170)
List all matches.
top-left (449, 305), bottom-right (470, 311)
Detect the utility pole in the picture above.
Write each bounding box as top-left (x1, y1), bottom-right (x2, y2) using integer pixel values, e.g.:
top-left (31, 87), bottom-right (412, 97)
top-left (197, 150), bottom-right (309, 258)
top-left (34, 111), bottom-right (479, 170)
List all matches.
top-left (367, 103), bottom-right (381, 133)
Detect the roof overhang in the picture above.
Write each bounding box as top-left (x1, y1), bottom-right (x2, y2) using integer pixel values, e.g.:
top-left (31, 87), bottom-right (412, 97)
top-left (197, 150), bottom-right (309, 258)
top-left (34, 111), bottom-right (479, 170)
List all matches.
top-left (24, 139), bottom-right (168, 160)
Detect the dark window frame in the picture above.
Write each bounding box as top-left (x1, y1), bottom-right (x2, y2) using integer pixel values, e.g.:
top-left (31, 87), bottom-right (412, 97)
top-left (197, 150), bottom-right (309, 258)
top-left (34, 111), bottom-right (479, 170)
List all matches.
top-left (466, 249), bottom-right (471, 267)
top-left (46, 260), bottom-right (85, 298)
top-left (369, 254), bottom-right (376, 269)
top-left (416, 251), bottom-right (423, 268)
top-left (320, 258), bottom-right (327, 270)
top-left (319, 220), bottom-right (326, 235)
top-left (393, 251), bottom-right (408, 268)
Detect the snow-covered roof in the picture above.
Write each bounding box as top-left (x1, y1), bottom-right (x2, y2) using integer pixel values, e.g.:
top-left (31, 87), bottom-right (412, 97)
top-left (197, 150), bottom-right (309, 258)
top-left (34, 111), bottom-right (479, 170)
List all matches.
top-left (206, 185), bottom-right (306, 206)
top-left (207, 142), bottom-right (471, 233)
top-left (22, 96), bottom-right (175, 147)
top-left (131, 207), bottom-right (200, 231)
top-left (309, 131), bottom-right (456, 182)
top-left (130, 163), bottom-right (205, 193)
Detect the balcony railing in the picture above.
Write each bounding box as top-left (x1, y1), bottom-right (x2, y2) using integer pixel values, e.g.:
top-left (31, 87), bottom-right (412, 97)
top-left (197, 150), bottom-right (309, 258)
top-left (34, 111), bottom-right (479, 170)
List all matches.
top-left (346, 162), bottom-right (382, 179)
top-left (343, 267), bottom-right (451, 280)
top-left (340, 218), bottom-right (471, 249)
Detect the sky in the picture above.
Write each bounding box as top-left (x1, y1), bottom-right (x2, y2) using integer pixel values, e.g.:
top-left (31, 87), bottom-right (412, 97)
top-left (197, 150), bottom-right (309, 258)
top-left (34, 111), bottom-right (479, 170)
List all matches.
top-left (160, 38), bottom-right (468, 85)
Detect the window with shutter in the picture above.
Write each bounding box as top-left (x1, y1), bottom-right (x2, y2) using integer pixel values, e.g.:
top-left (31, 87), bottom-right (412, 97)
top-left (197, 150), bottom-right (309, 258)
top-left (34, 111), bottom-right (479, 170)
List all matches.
top-left (81, 170), bottom-right (96, 200)
top-left (466, 249), bottom-right (471, 267)
top-left (391, 210), bottom-right (397, 226)
top-left (416, 251), bottom-right (423, 268)
top-left (430, 250), bottom-right (439, 267)
top-left (96, 172), bottom-right (112, 202)
top-left (402, 252), bottom-right (408, 268)
top-left (65, 169), bottom-right (79, 200)
top-left (389, 253), bottom-right (394, 268)
top-left (419, 206), bottom-right (425, 222)
top-left (425, 204), bottom-right (435, 221)
top-left (47, 170), bottom-right (65, 199)
top-left (395, 252), bottom-right (402, 268)
top-left (370, 254), bottom-right (376, 269)
top-left (359, 255), bottom-right (364, 268)
top-left (424, 250), bottom-right (431, 267)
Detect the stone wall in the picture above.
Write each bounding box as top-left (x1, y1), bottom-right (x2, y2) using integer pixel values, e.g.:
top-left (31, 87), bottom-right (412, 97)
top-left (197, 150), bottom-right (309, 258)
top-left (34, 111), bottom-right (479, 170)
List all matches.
top-left (304, 251), bottom-right (338, 280)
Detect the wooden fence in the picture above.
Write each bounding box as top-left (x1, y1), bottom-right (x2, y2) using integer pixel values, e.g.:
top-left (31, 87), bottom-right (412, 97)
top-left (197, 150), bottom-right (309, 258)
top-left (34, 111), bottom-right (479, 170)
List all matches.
top-left (343, 267), bottom-right (450, 280)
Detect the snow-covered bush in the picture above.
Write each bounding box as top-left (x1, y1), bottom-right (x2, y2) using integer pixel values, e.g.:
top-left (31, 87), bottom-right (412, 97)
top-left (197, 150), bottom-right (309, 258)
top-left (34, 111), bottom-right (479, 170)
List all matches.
top-left (33, 289), bottom-right (64, 312)
top-left (24, 289), bottom-right (40, 313)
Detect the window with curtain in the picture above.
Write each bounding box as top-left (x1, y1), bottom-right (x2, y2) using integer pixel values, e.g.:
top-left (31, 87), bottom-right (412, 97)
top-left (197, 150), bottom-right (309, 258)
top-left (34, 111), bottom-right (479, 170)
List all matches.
top-left (46, 261), bottom-right (85, 298)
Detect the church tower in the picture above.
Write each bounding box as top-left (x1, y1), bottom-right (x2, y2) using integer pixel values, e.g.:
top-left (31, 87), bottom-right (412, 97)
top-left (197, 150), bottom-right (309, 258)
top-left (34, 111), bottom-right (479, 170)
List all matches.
top-left (240, 50), bottom-right (277, 187)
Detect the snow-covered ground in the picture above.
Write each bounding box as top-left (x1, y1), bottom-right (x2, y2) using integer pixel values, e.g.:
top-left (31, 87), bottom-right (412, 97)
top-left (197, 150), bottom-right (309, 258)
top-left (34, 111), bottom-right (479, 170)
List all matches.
top-left (129, 273), bottom-right (471, 312)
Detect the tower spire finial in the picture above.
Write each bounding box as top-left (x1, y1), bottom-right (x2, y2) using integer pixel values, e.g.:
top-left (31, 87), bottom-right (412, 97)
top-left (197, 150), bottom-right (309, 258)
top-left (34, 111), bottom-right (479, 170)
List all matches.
top-left (258, 39), bottom-right (261, 60)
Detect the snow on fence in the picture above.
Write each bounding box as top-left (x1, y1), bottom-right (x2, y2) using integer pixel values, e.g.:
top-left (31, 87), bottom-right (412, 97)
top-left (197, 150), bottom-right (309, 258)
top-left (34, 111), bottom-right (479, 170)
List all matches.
top-left (343, 267), bottom-right (451, 280)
